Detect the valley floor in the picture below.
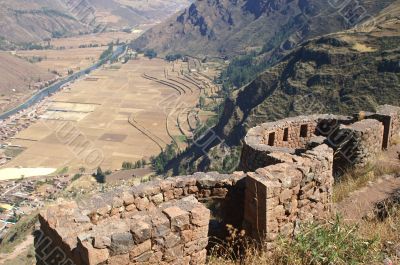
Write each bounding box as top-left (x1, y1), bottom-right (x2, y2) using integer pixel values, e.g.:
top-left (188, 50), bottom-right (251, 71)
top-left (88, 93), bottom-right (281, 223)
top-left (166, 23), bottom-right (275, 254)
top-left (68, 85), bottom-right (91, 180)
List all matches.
top-left (0, 55), bottom-right (220, 176)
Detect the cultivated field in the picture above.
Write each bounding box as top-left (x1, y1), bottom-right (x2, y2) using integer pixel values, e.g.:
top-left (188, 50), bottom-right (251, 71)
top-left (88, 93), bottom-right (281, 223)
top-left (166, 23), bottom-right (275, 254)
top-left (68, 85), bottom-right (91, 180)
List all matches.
top-left (15, 47), bottom-right (105, 77)
top-left (3, 56), bottom-right (220, 174)
top-left (49, 31), bottom-right (144, 49)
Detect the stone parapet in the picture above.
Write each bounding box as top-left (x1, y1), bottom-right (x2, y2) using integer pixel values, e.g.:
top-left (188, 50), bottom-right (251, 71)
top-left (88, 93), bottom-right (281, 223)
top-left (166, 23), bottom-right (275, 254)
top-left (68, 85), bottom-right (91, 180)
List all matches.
top-left (38, 196), bottom-right (209, 265)
top-left (37, 105), bottom-right (399, 264)
top-left (377, 105), bottom-right (400, 147)
top-left (243, 144), bottom-right (334, 246)
top-left (336, 119), bottom-right (384, 168)
top-left (242, 105), bottom-right (399, 172)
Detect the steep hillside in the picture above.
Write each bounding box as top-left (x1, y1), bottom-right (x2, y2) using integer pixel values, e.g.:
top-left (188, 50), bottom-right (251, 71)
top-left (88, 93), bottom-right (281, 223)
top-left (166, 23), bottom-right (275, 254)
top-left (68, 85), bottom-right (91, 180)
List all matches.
top-left (0, 52), bottom-right (56, 112)
top-left (0, 0), bottom-right (191, 49)
top-left (0, 0), bottom-right (87, 45)
top-left (0, 53), bottom-right (55, 94)
top-left (165, 1), bottom-right (400, 174)
top-left (132, 0), bottom-right (395, 57)
top-left (79, 0), bottom-right (192, 29)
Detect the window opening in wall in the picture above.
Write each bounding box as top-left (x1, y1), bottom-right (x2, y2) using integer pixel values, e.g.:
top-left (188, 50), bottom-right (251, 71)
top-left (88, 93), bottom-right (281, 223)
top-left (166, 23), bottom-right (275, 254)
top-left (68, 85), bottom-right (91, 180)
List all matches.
top-left (300, 125), bottom-right (308, 138)
top-left (283, 128), bottom-right (289, 141)
top-left (268, 132), bottom-right (275, 146)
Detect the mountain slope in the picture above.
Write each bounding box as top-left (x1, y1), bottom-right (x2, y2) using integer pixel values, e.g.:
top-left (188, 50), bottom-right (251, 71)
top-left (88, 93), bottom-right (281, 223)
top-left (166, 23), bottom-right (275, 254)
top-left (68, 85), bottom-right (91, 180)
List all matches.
top-left (0, 0), bottom-right (87, 45)
top-left (0, 52), bottom-right (56, 112)
top-left (131, 0), bottom-right (395, 57)
top-left (165, 0), bottom-right (400, 174)
top-left (0, 0), bottom-right (191, 48)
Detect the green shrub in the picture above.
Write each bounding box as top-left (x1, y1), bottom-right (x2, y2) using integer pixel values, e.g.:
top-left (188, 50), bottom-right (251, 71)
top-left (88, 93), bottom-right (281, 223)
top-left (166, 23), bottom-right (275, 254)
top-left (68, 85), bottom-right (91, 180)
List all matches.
top-left (144, 49), bottom-right (157, 59)
top-left (72, 173), bottom-right (82, 181)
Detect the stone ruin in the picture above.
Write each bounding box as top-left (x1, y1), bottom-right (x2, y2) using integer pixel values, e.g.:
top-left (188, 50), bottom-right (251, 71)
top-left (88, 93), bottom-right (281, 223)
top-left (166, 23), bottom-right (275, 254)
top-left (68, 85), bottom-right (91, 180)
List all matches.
top-left (241, 105), bottom-right (400, 174)
top-left (37, 105), bottom-right (400, 265)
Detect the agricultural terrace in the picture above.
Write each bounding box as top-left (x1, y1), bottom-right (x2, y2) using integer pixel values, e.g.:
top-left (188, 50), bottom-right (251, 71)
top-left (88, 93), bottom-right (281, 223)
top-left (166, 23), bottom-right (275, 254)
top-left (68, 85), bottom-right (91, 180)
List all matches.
top-left (2, 55), bottom-right (221, 175)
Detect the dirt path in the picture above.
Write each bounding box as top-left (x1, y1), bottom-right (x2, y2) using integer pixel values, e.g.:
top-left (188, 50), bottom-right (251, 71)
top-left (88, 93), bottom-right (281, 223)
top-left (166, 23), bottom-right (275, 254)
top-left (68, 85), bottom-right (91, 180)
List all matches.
top-left (0, 235), bottom-right (34, 265)
top-left (335, 145), bottom-right (400, 221)
top-left (335, 175), bottom-right (400, 221)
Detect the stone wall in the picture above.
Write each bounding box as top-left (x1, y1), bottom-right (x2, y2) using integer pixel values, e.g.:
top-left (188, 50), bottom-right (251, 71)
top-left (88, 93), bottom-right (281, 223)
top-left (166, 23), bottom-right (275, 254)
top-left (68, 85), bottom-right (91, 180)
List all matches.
top-left (377, 105), bottom-right (400, 147)
top-left (38, 197), bottom-right (210, 265)
top-left (37, 105), bottom-right (399, 265)
top-left (335, 119), bottom-right (384, 169)
top-left (38, 173), bottom-right (246, 265)
top-left (241, 106), bottom-right (399, 173)
top-left (243, 144), bottom-right (333, 248)
top-left (240, 114), bottom-right (353, 172)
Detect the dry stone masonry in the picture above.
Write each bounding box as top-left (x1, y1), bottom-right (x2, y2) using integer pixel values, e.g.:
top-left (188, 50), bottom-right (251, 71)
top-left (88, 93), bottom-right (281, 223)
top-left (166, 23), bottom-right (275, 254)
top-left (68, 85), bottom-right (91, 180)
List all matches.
top-left (37, 105), bottom-right (400, 265)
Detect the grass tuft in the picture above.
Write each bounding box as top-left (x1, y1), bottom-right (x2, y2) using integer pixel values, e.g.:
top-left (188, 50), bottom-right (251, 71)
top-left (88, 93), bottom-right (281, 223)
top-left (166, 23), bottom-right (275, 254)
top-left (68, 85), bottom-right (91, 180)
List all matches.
top-left (208, 216), bottom-right (382, 265)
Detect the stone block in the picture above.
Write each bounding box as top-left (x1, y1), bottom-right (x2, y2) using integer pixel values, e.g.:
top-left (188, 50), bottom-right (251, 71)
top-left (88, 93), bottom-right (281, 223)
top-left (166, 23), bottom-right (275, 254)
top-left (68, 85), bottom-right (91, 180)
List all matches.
top-left (164, 232), bottom-right (181, 248)
top-left (110, 232), bottom-right (134, 255)
top-left (164, 190), bottom-right (175, 201)
top-left (163, 206), bottom-right (190, 231)
top-left (133, 250), bottom-right (153, 263)
top-left (129, 239), bottom-right (152, 259)
top-left (131, 221), bottom-right (152, 243)
top-left (112, 197), bottom-right (124, 208)
top-left (81, 241), bottom-right (109, 265)
top-left (190, 206), bottom-right (210, 227)
top-left (152, 193), bottom-right (164, 205)
top-left (212, 188), bottom-right (228, 197)
top-left (108, 253), bottom-right (129, 265)
top-left (188, 186), bottom-right (199, 194)
top-left (134, 197), bottom-right (151, 211)
top-left (279, 189), bottom-right (292, 203)
top-left (184, 238), bottom-right (208, 255)
top-left (192, 226), bottom-right (208, 241)
top-left (181, 230), bottom-right (193, 243)
top-left (150, 216), bottom-right (169, 239)
top-left (93, 236), bottom-right (111, 249)
top-left (148, 251), bottom-right (163, 263)
top-left (164, 245), bottom-right (184, 262)
top-left (121, 192), bottom-right (135, 206)
top-left (174, 188), bottom-right (184, 198)
top-left (126, 204), bottom-right (137, 212)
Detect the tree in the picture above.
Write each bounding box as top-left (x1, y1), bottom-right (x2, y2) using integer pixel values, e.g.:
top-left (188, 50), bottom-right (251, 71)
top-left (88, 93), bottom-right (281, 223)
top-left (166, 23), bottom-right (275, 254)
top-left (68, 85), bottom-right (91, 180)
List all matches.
top-left (199, 96), bottom-right (206, 109)
top-left (94, 167), bottom-right (105, 183)
top-left (144, 49), bottom-right (157, 59)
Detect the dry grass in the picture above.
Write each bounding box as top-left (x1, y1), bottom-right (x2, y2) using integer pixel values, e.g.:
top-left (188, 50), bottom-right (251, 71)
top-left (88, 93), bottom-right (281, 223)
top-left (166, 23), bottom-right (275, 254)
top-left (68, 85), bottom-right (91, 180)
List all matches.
top-left (352, 43), bottom-right (377, 52)
top-left (333, 157), bottom-right (400, 203)
top-left (333, 165), bottom-right (377, 203)
top-left (359, 205), bottom-right (400, 253)
top-left (208, 216), bottom-right (384, 265)
top-left (209, 150), bottom-right (400, 265)
top-left (392, 135), bottom-right (400, 145)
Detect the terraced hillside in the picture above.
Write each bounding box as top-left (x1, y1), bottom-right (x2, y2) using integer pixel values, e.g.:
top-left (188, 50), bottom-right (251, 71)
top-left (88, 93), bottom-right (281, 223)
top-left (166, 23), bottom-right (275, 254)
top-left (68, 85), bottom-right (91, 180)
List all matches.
top-left (164, 0), bottom-right (400, 174)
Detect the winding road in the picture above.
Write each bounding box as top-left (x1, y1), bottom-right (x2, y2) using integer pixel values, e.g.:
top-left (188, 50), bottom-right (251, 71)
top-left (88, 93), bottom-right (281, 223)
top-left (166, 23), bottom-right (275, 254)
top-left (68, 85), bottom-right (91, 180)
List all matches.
top-left (0, 45), bottom-right (126, 120)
